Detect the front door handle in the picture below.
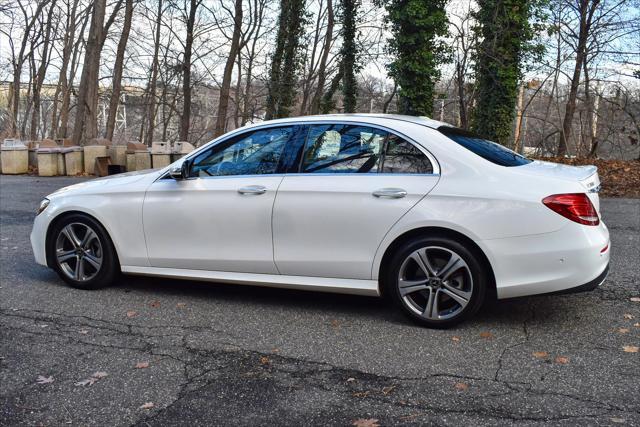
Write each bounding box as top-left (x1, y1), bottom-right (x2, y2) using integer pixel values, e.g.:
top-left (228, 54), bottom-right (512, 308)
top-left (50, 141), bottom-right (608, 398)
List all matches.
top-left (372, 188), bottom-right (407, 199)
top-left (238, 185), bottom-right (267, 195)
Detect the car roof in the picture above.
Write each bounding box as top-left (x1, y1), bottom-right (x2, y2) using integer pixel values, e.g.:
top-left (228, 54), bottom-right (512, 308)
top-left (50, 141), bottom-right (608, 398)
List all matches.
top-left (252, 113), bottom-right (450, 130)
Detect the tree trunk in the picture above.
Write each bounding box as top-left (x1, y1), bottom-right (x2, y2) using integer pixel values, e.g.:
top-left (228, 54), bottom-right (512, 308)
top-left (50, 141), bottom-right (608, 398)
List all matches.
top-left (105, 0), bottom-right (134, 141)
top-left (179, 0), bottom-right (198, 141)
top-left (214, 0), bottom-right (243, 137)
top-left (30, 2), bottom-right (56, 140)
top-left (309, 0), bottom-right (334, 115)
top-left (557, 0), bottom-right (600, 156)
top-left (72, 0), bottom-right (107, 145)
top-left (341, 0), bottom-right (358, 113)
top-left (144, 0), bottom-right (164, 146)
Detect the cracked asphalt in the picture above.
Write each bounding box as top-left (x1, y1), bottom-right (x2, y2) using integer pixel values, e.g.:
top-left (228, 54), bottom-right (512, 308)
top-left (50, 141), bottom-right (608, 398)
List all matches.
top-left (1, 175), bottom-right (639, 426)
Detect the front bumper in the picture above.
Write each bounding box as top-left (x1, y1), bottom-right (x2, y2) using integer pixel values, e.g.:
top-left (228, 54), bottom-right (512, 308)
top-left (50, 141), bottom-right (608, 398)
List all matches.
top-left (30, 211), bottom-right (50, 267)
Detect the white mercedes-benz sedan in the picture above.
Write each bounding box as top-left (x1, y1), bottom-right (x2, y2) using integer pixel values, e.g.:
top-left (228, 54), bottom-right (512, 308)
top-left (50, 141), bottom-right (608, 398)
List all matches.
top-left (31, 114), bottom-right (610, 327)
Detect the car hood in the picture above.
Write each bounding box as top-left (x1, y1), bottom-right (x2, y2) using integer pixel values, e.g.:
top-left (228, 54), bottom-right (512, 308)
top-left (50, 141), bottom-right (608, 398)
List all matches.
top-left (48, 168), bottom-right (161, 198)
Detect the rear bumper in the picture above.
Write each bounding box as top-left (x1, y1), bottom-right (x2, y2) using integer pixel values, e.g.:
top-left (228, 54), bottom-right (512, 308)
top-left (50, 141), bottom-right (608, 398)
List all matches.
top-left (539, 263), bottom-right (608, 296)
top-left (482, 220), bottom-right (610, 299)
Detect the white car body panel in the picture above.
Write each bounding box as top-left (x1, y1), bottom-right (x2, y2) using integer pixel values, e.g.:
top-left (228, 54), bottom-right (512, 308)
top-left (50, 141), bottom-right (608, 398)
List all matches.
top-left (142, 175), bottom-right (284, 273)
top-left (30, 114), bottom-right (610, 301)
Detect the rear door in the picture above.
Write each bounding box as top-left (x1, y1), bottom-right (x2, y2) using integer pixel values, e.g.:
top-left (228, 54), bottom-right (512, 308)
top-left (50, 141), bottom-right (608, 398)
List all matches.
top-left (272, 123), bottom-right (440, 280)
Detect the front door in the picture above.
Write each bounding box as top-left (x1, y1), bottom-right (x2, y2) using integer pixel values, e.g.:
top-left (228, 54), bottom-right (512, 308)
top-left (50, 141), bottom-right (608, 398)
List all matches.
top-left (143, 125), bottom-right (297, 273)
top-left (273, 123), bottom-right (440, 279)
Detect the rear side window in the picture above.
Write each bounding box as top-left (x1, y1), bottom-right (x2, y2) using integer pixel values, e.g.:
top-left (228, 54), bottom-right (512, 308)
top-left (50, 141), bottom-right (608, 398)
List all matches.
top-left (303, 124), bottom-right (385, 173)
top-left (382, 134), bottom-right (433, 174)
top-left (301, 124), bottom-right (433, 174)
top-left (439, 127), bottom-right (532, 167)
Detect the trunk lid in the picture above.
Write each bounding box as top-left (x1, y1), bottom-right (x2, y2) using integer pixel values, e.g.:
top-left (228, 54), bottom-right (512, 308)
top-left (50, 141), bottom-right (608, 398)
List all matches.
top-left (519, 160), bottom-right (601, 212)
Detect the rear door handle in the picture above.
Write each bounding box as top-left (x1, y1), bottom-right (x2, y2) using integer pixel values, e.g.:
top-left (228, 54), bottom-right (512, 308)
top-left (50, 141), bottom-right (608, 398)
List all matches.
top-left (238, 185), bottom-right (267, 195)
top-left (372, 188), bottom-right (407, 199)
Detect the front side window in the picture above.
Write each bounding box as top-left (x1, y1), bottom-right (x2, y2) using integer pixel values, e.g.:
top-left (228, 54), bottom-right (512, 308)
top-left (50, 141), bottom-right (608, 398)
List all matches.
top-left (190, 127), bottom-right (293, 177)
top-left (439, 126), bottom-right (532, 167)
top-left (302, 124), bottom-right (386, 173)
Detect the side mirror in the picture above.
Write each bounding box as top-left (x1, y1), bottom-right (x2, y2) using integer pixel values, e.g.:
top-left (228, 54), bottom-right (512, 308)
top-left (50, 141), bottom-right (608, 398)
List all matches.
top-left (169, 159), bottom-right (191, 180)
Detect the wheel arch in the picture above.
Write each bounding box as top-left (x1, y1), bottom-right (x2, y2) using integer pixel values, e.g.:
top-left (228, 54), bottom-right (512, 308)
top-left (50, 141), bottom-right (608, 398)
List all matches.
top-left (45, 210), bottom-right (121, 269)
top-left (377, 226), bottom-right (497, 299)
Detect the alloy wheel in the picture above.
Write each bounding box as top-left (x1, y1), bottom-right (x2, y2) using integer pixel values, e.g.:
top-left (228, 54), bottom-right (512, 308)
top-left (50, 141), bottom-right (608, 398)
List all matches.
top-left (397, 246), bottom-right (473, 321)
top-left (55, 223), bottom-right (103, 282)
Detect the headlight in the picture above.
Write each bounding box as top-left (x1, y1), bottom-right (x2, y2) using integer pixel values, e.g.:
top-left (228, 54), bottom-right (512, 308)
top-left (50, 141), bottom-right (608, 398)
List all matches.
top-left (36, 198), bottom-right (50, 216)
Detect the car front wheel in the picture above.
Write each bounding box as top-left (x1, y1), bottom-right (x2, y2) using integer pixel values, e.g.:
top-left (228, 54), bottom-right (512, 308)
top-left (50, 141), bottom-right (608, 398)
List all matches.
top-left (386, 236), bottom-right (487, 328)
top-left (50, 214), bottom-right (118, 290)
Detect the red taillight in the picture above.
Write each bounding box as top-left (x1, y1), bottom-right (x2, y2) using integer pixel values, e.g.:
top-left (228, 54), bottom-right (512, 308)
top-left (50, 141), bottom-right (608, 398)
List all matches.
top-left (542, 193), bottom-right (600, 226)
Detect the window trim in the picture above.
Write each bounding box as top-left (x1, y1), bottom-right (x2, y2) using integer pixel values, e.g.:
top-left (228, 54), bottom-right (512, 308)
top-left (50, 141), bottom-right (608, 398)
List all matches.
top-left (157, 120), bottom-right (440, 181)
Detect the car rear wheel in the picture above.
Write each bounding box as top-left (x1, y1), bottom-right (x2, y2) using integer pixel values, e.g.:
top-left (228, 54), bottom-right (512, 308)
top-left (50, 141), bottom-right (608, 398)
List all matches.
top-left (385, 236), bottom-right (487, 328)
top-left (50, 214), bottom-right (118, 290)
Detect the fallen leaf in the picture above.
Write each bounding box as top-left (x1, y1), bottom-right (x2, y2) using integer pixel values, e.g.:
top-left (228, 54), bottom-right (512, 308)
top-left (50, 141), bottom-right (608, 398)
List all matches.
top-left (623, 313), bottom-right (634, 320)
top-left (630, 297), bottom-right (640, 302)
top-left (554, 356), bottom-right (570, 364)
top-left (454, 382), bottom-right (469, 391)
top-left (135, 362), bottom-right (150, 369)
top-left (176, 303), bottom-right (186, 308)
top-left (330, 319), bottom-right (340, 328)
top-left (451, 336), bottom-right (461, 342)
top-left (634, 323), bottom-right (640, 328)
top-left (75, 371), bottom-right (108, 386)
top-left (36, 375), bottom-right (54, 384)
top-left (622, 345), bottom-right (639, 353)
top-left (259, 356), bottom-right (270, 365)
top-left (79, 329), bottom-right (89, 335)
top-left (480, 331), bottom-right (493, 339)
top-left (533, 351), bottom-right (549, 359)
top-left (382, 385), bottom-right (396, 395)
top-left (352, 391), bottom-right (370, 398)
top-left (150, 301), bottom-right (160, 308)
top-left (610, 417), bottom-right (626, 424)
top-left (40, 324), bottom-right (48, 328)
top-left (126, 311), bottom-right (137, 318)
top-left (346, 377), bottom-right (356, 383)
top-left (352, 419), bottom-right (379, 427)
top-left (140, 402), bottom-right (155, 410)
top-left (618, 328), bottom-right (630, 334)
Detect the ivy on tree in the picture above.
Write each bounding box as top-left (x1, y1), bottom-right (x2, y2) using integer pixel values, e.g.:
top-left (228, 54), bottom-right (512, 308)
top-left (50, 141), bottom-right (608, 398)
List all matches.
top-left (265, 0), bottom-right (307, 120)
top-left (340, 0), bottom-right (360, 113)
top-left (471, 0), bottom-right (544, 146)
top-left (381, 0), bottom-right (450, 116)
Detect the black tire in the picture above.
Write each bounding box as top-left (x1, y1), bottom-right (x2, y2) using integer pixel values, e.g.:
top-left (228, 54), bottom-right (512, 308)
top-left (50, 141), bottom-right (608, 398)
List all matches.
top-left (48, 214), bottom-right (119, 290)
top-left (383, 235), bottom-right (487, 328)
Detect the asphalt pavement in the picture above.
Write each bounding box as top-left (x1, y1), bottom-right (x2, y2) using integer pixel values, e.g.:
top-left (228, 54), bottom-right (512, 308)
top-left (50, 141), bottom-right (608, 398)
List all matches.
top-left (1, 175), bottom-right (639, 426)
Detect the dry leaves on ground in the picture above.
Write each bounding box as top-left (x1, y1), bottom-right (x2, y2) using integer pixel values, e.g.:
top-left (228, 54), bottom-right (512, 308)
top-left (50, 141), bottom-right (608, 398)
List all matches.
top-left (150, 301), bottom-right (160, 308)
top-left (140, 402), bottom-right (155, 410)
top-left (630, 297), bottom-right (640, 302)
top-left (533, 351), bottom-right (549, 359)
top-left (75, 371), bottom-right (108, 387)
top-left (382, 385), bottom-right (396, 395)
top-left (126, 311), bottom-right (137, 318)
top-left (622, 346), bottom-right (639, 353)
top-left (623, 314), bottom-right (634, 320)
top-left (176, 302), bottom-right (186, 308)
top-left (259, 356), bottom-right (270, 365)
top-left (36, 375), bottom-right (54, 384)
top-left (451, 336), bottom-right (461, 342)
top-left (135, 362), bottom-right (150, 369)
top-left (454, 382), bottom-right (469, 391)
top-left (554, 356), bottom-right (570, 365)
top-left (618, 328), bottom-right (630, 334)
top-left (533, 157), bottom-right (640, 198)
top-left (352, 418), bottom-right (380, 427)
top-left (479, 331), bottom-right (493, 339)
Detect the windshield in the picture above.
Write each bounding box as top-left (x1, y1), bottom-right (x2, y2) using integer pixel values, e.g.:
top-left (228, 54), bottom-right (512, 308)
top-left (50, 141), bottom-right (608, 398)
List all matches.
top-left (439, 127), bottom-right (532, 167)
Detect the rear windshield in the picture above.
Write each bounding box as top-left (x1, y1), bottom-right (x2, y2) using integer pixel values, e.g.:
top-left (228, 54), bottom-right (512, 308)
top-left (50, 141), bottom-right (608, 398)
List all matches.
top-left (439, 127), bottom-right (532, 167)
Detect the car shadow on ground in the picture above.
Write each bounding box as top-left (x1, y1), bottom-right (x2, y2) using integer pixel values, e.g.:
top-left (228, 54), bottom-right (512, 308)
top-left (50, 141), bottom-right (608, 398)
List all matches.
top-left (25, 266), bottom-right (580, 329)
